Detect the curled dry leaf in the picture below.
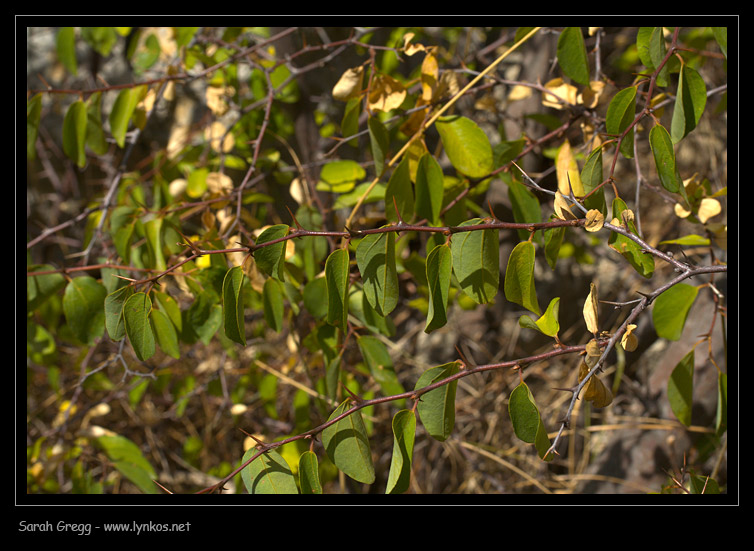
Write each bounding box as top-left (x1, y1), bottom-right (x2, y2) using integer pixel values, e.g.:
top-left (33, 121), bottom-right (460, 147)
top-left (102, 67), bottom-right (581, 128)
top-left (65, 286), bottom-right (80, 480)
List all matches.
top-left (542, 78), bottom-right (578, 109)
top-left (332, 66), bottom-right (364, 101)
top-left (621, 323), bottom-right (638, 352)
top-left (584, 209), bottom-right (605, 232)
top-left (583, 282), bottom-right (599, 334)
top-left (579, 362), bottom-right (613, 408)
top-left (554, 191), bottom-right (578, 221)
top-left (368, 74), bottom-right (407, 113)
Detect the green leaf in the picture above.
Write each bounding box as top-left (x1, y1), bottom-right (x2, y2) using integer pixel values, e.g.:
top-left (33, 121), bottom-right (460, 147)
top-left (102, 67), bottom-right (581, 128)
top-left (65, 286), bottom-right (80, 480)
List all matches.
top-left (425, 243), bottom-right (452, 333)
top-left (298, 450), bottom-right (323, 494)
top-left (222, 265), bottom-right (247, 345)
top-left (325, 248), bottom-right (349, 330)
top-left (711, 27), bottom-right (727, 59)
top-left (184, 292), bottom-right (222, 345)
top-left (303, 277), bottom-right (328, 319)
top-left (254, 224), bottom-right (289, 281)
top-left (85, 92), bottom-right (109, 155)
top-left (652, 283), bottom-right (698, 341)
top-left (386, 409), bottom-right (416, 494)
top-left (508, 179), bottom-right (542, 243)
top-left (658, 234), bottom-right (710, 247)
top-left (384, 155), bottom-right (414, 223)
top-left (341, 97), bottom-right (360, 145)
top-left (150, 308), bottom-right (180, 359)
top-left (27, 94), bottom-right (43, 160)
top-left (543, 221), bottom-right (566, 270)
top-left (580, 147), bottom-right (606, 216)
top-left (671, 65), bottom-right (707, 143)
top-left (96, 434), bottom-right (158, 494)
top-left (368, 116), bottom-right (389, 178)
top-left (27, 264), bottom-right (66, 311)
top-left (519, 296), bottom-right (560, 337)
top-left (109, 85), bottom-right (147, 148)
top-left (414, 361), bottom-right (460, 441)
top-left (63, 276), bottom-right (107, 345)
top-left (508, 381), bottom-right (553, 461)
top-left (144, 217), bottom-right (166, 271)
top-left (241, 447), bottom-right (299, 494)
top-left (357, 335), bottom-right (404, 400)
top-left (557, 27), bottom-right (590, 85)
top-left (322, 400), bottom-right (376, 484)
top-left (104, 285), bottom-right (134, 341)
top-left (152, 289), bottom-right (182, 332)
top-left (608, 198), bottom-right (655, 278)
top-left (504, 240), bottom-right (540, 315)
top-left (667, 349), bottom-right (694, 426)
top-left (317, 159), bottom-right (366, 193)
top-left (56, 26), bottom-right (77, 75)
top-left (262, 277), bottom-right (284, 333)
top-left (124, 292), bottom-right (155, 361)
top-left (451, 218), bottom-right (499, 305)
top-left (356, 229), bottom-right (398, 316)
top-left (605, 86), bottom-right (636, 158)
top-left (414, 153), bottom-right (444, 225)
top-left (637, 27), bottom-right (669, 87)
top-left (435, 115), bottom-right (493, 179)
top-left (62, 100), bottom-right (88, 167)
top-left (716, 371), bottom-right (727, 436)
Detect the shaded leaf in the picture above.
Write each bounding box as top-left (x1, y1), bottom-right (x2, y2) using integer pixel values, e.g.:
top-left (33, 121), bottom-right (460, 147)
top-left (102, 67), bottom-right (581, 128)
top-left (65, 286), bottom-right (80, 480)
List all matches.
top-left (254, 224), bottom-right (289, 281)
top-left (650, 124), bottom-right (683, 194)
top-left (415, 361), bottom-right (460, 441)
top-left (667, 349), bottom-right (694, 426)
top-left (605, 86), bottom-right (636, 159)
top-left (104, 285), bottom-right (134, 341)
top-left (96, 434), bottom-right (157, 494)
top-left (124, 292), bottom-right (155, 361)
top-left (504, 240), bottom-right (540, 315)
top-left (579, 362), bottom-right (613, 408)
top-left (608, 198), bottom-right (655, 278)
top-left (150, 308), bottom-right (180, 359)
top-left (109, 85), bottom-right (147, 148)
top-left (241, 447), bottom-right (299, 494)
top-left (325, 248), bottom-right (349, 330)
top-left (414, 153), bottom-right (444, 225)
top-left (298, 450), bottom-right (323, 494)
top-left (451, 218), bottom-right (499, 305)
top-left (62, 100), bottom-right (88, 167)
top-left (263, 278), bottom-right (284, 333)
top-left (368, 116), bottom-right (389, 177)
top-left (63, 276), bottom-right (107, 345)
top-left (322, 400), bottom-right (375, 484)
top-left (425, 243), bottom-right (452, 333)
top-left (357, 335), bottom-right (404, 400)
top-left (356, 229), bottom-right (398, 317)
top-left (671, 65), bottom-right (707, 143)
top-left (557, 27), bottom-right (590, 85)
top-left (508, 381), bottom-right (553, 460)
top-left (384, 156), bottom-right (414, 223)
top-left (386, 409), bottom-right (416, 494)
top-left (222, 266), bottom-right (246, 345)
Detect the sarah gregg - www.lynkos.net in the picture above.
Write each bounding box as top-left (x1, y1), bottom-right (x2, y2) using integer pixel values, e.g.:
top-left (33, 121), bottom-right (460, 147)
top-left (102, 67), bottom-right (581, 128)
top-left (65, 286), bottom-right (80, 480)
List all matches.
top-left (19, 520), bottom-right (191, 535)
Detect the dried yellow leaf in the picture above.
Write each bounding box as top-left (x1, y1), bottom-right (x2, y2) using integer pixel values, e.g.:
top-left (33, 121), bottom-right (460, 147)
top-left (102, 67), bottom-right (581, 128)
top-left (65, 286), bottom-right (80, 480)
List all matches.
top-left (205, 121), bottom-right (235, 153)
top-left (542, 78), bottom-right (578, 109)
top-left (368, 73), bottom-right (407, 113)
top-left (585, 338), bottom-right (602, 368)
top-left (698, 197), bottom-right (722, 224)
top-left (578, 81), bottom-right (605, 109)
top-left (621, 324), bottom-right (638, 352)
top-left (508, 84), bottom-right (533, 101)
top-left (556, 139), bottom-right (584, 196)
top-left (206, 85), bottom-right (232, 116)
top-left (332, 66), bottom-right (364, 101)
top-left (402, 32), bottom-right (426, 56)
top-left (584, 209), bottom-right (605, 232)
top-left (554, 191), bottom-right (578, 220)
top-left (578, 362), bottom-right (613, 408)
top-left (583, 282), bottom-right (599, 334)
top-left (421, 52), bottom-right (439, 101)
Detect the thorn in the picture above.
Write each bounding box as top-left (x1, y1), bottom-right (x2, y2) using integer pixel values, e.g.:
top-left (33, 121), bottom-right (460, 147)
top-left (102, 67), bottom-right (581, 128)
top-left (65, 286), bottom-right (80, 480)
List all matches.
top-left (487, 200), bottom-right (498, 221)
top-left (344, 225), bottom-right (362, 238)
top-left (392, 196), bottom-right (405, 225)
top-left (341, 383), bottom-right (363, 405)
top-left (286, 205), bottom-right (303, 230)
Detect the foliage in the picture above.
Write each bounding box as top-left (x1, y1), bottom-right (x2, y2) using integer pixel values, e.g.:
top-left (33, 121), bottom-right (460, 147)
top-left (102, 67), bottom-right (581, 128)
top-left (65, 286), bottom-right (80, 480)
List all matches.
top-left (26, 26), bottom-right (729, 495)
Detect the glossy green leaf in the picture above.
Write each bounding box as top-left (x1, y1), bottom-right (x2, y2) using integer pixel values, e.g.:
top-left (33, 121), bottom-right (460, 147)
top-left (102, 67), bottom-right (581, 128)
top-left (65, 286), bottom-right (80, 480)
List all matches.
top-left (322, 400), bottom-right (375, 484)
top-left (357, 335), bottom-right (404, 400)
top-left (325, 248), bottom-right (349, 330)
top-left (384, 156), bottom-right (414, 223)
top-left (317, 159), bottom-right (366, 193)
top-left (109, 85), bottom-right (147, 148)
top-left (504, 240), bottom-right (540, 315)
top-left (241, 447), bottom-right (299, 494)
top-left (27, 93), bottom-right (43, 160)
top-left (143, 217), bottom-right (166, 271)
top-left (356, 229), bottom-right (398, 316)
top-left (667, 349), bottom-right (694, 426)
top-left (671, 65), bottom-right (707, 143)
top-left (96, 434), bottom-right (158, 494)
top-left (368, 116), bottom-right (389, 178)
top-left (298, 450), bottom-right (323, 494)
top-left (415, 361), bottom-right (460, 441)
top-left (652, 283), bottom-right (698, 341)
top-left (508, 179), bottom-right (542, 243)
top-left (262, 277), bottom-right (284, 333)
top-left (605, 86), bottom-right (636, 158)
top-left (85, 92), bottom-right (109, 155)
top-left (519, 296), bottom-right (560, 337)
top-left (56, 27), bottom-right (77, 75)
top-left (62, 100), bottom-right (88, 167)
top-left (508, 381), bottom-right (553, 461)
top-left (150, 308), bottom-right (180, 359)
top-left (608, 198), bottom-right (655, 278)
top-left (254, 224), bottom-right (289, 281)
top-left (557, 27), bottom-right (590, 85)
top-left (716, 371), bottom-right (727, 436)
top-left (27, 264), bottom-right (66, 311)
top-left (415, 153), bottom-right (444, 225)
top-left (63, 276), bottom-right (107, 345)
top-left (425, 243), bottom-right (452, 333)
top-left (104, 285), bottom-right (134, 341)
top-left (124, 292), bottom-right (155, 361)
top-left (451, 218), bottom-right (499, 305)
top-left (650, 124), bottom-right (683, 194)
top-left (580, 147), bottom-right (606, 216)
top-left (386, 409), bottom-right (416, 494)
top-left (435, 115), bottom-right (493, 179)
top-left (222, 266), bottom-right (247, 345)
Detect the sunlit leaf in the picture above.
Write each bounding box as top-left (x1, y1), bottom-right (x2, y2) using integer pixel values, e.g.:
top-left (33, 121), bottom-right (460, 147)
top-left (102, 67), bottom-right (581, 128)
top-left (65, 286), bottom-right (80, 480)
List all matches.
top-left (425, 243), bottom-right (452, 333)
top-left (298, 450), bottom-right (323, 494)
top-left (652, 283), bottom-right (698, 341)
top-left (605, 86), bottom-right (636, 158)
top-left (415, 362), bottom-right (460, 441)
top-left (386, 409), bottom-right (416, 494)
top-left (504, 240), bottom-right (540, 315)
top-left (667, 349), bottom-right (694, 426)
top-left (254, 224), bottom-right (289, 281)
top-left (262, 278), bottom-right (284, 333)
top-left (557, 27), bottom-right (590, 86)
top-left (325, 248), bottom-right (349, 330)
top-left (579, 362), bottom-right (613, 408)
top-left (452, 218), bottom-right (499, 305)
top-left (62, 100), bottom-right (88, 167)
top-left (356, 229), bottom-right (398, 317)
top-left (414, 153), bottom-right (444, 225)
top-left (104, 285), bottom-right (134, 341)
top-left (241, 447), bottom-right (299, 494)
top-left (322, 400), bottom-right (375, 484)
top-left (519, 296), bottom-right (560, 337)
top-left (508, 381), bottom-right (553, 460)
top-left (583, 282), bottom-right (599, 334)
top-left (150, 308), bottom-right (180, 359)
top-left (109, 85), bottom-right (147, 148)
top-left (671, 65), bottom-right (706, 143)
top-left (650, 124), bottom-right (683, 194)
top-left (435, 115), bottom-right (493, 179)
